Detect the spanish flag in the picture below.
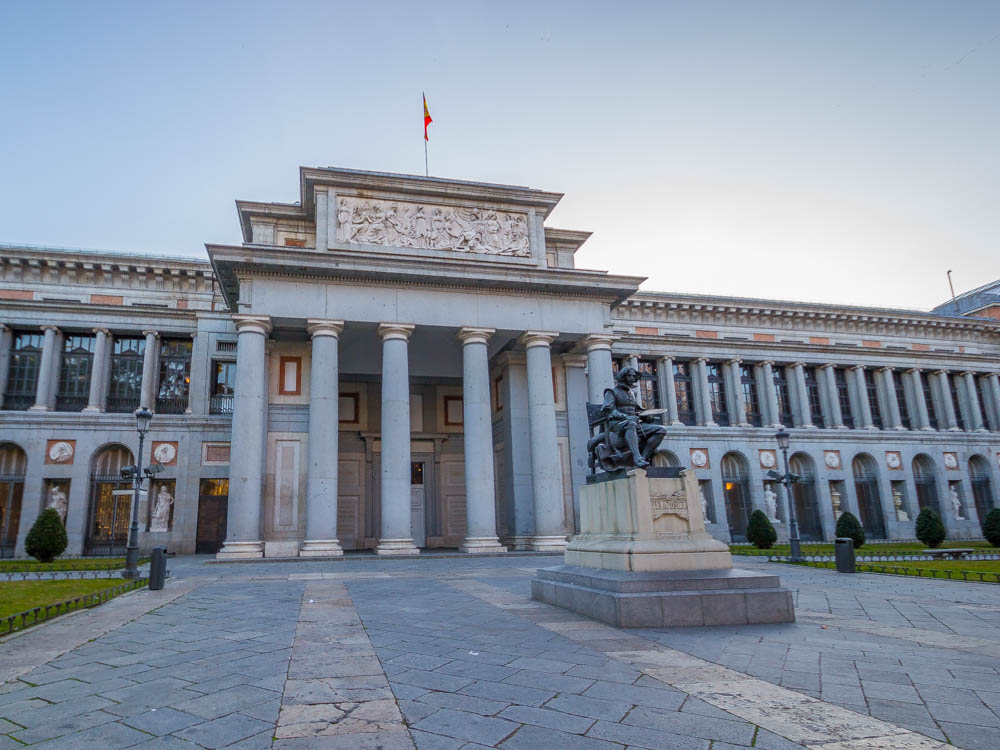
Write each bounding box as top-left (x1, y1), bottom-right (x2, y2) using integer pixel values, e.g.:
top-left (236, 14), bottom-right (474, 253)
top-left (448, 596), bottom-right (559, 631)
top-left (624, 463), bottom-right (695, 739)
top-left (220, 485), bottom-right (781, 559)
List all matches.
top-left (423, 93), bottom-right (432, 141)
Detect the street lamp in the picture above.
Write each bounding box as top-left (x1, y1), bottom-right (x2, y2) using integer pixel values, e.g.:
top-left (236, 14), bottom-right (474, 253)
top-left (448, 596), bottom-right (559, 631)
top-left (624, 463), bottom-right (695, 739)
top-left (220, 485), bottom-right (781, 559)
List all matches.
top-left (767, 429), bottom-right (803, 562)
top-left (124, 406), bottom-right (154, 579)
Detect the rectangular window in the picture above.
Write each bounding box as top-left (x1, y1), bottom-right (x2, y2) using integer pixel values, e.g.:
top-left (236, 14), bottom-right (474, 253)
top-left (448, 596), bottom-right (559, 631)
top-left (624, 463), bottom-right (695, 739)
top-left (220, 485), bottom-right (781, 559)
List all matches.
top-left (156, 339), bottom-right (192, 414)
top-left (835, 368), bottom-right (854, 428)
top-left (3, 332), bottom-right (43, 411)
top-left (55, 334), bottom-right (95, 412)
top-left (637, 359), bottom-right (660, 411)
top-left (210, 360), bottom-right (236, 414)
top-left (278, 356), bottom-right (301, 396)
top-left (706, 362), bottom-right (729, 426)
top-left (107, 336), bottom-right (145, 413)
top-left (921, 373), bottom-right (938, 429)
top-left (740, 365), bottom-right (761, 427)
top-left (949, 375), bottom-right (966, 430)
top-left (773, 367), bottom-right (794, 427)
top-left (803, 367), bottom-right (825, 428)
top-left (893, 371), bottom-right (911, 429)
top-left (673, 361), bottom-right (695, 425)
top-left (864, 369), bottom-right (883, 429)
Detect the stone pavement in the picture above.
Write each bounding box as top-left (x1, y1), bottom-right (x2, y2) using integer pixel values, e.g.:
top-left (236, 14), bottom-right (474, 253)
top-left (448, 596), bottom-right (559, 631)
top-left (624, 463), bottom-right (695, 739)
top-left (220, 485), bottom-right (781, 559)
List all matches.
top-left (0, 554), bottom-right (997, 749)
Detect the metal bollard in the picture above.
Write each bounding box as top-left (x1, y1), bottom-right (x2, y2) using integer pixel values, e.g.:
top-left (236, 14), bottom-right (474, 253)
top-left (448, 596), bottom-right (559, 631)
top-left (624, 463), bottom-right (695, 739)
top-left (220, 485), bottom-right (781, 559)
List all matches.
top-left (835, 537), bottom-right (855, 574)
top-left (149, 547), bottom-right (168, 590)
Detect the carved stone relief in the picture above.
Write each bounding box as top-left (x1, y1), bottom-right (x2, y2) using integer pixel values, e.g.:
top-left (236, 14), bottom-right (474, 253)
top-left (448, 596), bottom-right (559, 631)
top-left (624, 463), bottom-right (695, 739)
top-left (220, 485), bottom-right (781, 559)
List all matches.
top-left (336, 197), bottom-right (531, 257)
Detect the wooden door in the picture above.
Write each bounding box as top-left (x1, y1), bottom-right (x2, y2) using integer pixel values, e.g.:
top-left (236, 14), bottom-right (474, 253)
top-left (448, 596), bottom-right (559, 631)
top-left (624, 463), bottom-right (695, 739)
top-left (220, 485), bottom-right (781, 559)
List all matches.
top-left (196, 479), bottom-right (229, 554)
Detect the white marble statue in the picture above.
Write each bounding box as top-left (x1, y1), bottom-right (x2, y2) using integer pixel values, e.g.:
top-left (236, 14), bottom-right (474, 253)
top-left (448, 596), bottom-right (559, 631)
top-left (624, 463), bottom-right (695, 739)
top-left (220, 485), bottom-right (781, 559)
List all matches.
top-left (46, 485), bottom-right (68, 524)
top-left (150, 485), bottom-right (174, 532)
top-left (764, 487), bottom-right (780, 523)
top-left (699, 487), bottom-right (711, 523)
top-left (950, 487), bottom-right (965, 520)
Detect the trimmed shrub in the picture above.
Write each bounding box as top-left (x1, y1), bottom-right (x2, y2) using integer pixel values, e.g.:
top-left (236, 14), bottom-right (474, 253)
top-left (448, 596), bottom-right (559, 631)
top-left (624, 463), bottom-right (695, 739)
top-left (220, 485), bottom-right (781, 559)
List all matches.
top-left (836, 511), bottom-right (865, 550)
top-left (24, 508), bottom-right (68, 563)
top-left (983, 508), bottom-right (1000, 548)
top-left (915, 507), bottom-right (947, 548)
top-left (747, 509), bottom-right (777, 549)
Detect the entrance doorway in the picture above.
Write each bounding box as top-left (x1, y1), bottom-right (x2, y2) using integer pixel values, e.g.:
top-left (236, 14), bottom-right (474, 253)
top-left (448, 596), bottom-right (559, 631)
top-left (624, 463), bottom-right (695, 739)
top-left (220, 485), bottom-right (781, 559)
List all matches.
top-left (410, 462), bottom-right (426, 547)
top-left (789, 453), bottom-right (822, 540)
top-left (86, 445), bottom-right (134, 556)
top-left (0, 444), bottom-right (26, 558)
top-left (852, 454), bottom-right (886, 539)
top-left (721, 452), bottom-right (752, 542)
top-left (196, 479), bottom-right (229, 554)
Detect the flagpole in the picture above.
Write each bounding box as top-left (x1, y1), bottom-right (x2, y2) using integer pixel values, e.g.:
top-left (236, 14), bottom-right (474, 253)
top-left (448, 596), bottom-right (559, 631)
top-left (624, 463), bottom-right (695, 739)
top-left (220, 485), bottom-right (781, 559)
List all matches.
top-left (424, 139), bottom-right (428, 177)
top-left (423, 91), bottom-right (429, 176)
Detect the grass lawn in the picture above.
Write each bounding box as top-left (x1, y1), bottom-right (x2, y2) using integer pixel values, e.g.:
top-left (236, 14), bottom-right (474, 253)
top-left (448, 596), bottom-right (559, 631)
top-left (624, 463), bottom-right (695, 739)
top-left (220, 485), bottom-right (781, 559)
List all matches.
top-left (795, 557), bottom-right (1000, 582)
top-left (731, 541), bottom-right (1000, 556)
top-left (0, 557), bottom-right (149, 573)
top-left (0, 578), bottom-right (126, 621)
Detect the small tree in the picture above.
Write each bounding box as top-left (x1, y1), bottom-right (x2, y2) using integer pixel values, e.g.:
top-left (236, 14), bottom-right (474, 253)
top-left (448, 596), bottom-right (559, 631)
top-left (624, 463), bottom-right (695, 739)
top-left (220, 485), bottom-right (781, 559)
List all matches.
top-left (24, 508), bottom-right (68, 563)
top-left (982, 508), bottom-right (1000, 548)
top-left (836, 511), bottom-right (865, 550)
top-left (915, 507), bottom-right (946, 548)
top-left (747, 509), bottom-right (777, 550)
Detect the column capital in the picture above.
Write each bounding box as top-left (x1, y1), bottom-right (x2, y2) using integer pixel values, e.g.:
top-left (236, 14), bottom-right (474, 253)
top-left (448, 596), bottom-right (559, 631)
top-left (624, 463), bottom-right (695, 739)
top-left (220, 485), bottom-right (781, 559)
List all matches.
top-left (875, 366), bottom-right (893, 374)
top-left (693, 356), bottom-right (709, 364)
top-left (141, 329), bottom-right (160, 338)
top-left (726, 358), bottom-right (742, 366)
top-left (232, 315), bottom-right (272, 336)
top-left (520, 331), bottom-right (558, 349)
top-left (851, 364), bottom-right (866, 372)
top-left (41, 324), bottom-right (59, 334)
top-left (580, 334), bottom-right (616, 352)
top-left (760, 360), bottom-right (775, 367)
top-left (93, 327), bottom-right (111, 336)
top-left (961, 370), bottom-right (978, 378)
top-left (306, 319), bottom-right (345, 338)
top-left (822, 362), bottom-right (837, 370)
top-left (791, 361), bottom-right (806, 369)
top-left (562, 354), bottom-right (587, 368)
top-left (377, 322), bottom-right (415, 341)
top-left (457, 327), bottom-right (495, 346)
top-left (906, 367), bottom-right (922, 375)
top-left (933, 369), bottom-right (949, 377)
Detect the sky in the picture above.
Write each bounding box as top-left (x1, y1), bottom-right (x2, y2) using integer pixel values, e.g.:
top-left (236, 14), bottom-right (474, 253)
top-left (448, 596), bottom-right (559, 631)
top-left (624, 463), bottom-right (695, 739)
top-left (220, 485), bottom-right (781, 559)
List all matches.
top-left (1, 1), bottom-right (998, 312)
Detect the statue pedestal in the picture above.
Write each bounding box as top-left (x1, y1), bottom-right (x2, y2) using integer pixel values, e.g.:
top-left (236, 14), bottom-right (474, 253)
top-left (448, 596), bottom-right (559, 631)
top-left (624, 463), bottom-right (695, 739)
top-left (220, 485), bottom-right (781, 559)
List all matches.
top-left (532, 468), bottom-right (794, 627)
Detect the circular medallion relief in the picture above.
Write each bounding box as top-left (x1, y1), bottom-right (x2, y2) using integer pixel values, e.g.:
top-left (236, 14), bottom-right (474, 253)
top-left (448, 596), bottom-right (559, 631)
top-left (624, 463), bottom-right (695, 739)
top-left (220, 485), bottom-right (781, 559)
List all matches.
top-left (153, 443), bottom-right (177, 465)
top-left (47, 441), bottom-right (73, 463)
top-left (943, 453), bottom-right (958, 469)
top-left (690, 450), bottom-right (708, 468)
top-left (824, 452), bottom-right (840, 469)
top-left (760, 451), bottom-right (776, 468)
top-left (886, 452), bottom-right (902, 469)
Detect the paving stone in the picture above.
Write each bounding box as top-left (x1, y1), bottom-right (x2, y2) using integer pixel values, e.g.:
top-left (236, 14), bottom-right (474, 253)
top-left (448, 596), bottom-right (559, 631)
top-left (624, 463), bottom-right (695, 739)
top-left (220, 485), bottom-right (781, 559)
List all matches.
top-left (460, 680), bottom-right (556, 707)
top-left (499, 723), bottom-right (624, 749)
top-left (925, 700), bottom-right (1000, 727)
top-left (412, 707), bottom-right (519, 745)
top-left (861, 680), bottom-right (923, 704)
top-left (416, 690), bottom-right (509, 716)
top-left (272, 730), bottom-right (416, 749)
top-left (865, 698), bottom-right (939, 729)
top-left (410, 729), bottom-right (465, 750)
top-left (121, 706), bottom-right (203, 734)
top-left (400, 699), bottom-right (441, 723)
top-left (624, 706), bottom-right (757, 745)
top-left (394, 668), bottom-right (476, 693)
top-left (498, 704), bottom-right (595, 734)
top-left (25, 720), bottom-right (153, 749)
top-left (937, 720), bottom-right (1000, 750)
top-left (8, 708), bottom-right (119, 744)
top-left (171, 685), bottom-right (278, 720)
top-left (581, 679), bottom-right (685, 710)
top-left (174, 712), bottom-right (273, 748)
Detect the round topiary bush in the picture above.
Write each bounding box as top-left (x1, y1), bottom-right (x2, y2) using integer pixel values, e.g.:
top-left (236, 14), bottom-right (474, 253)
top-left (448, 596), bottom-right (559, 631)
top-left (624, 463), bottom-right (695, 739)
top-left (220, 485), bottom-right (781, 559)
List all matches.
top-left (836, 511), bottom-right (865, 550)
top-left (982, 508), bottom-right (1000, 548)
top-left (747, 509), bottom-right (777, 549)
top-left (24, 507), bottom-right (68, 563)
top-left (915, 506), bottom-right (946, 548)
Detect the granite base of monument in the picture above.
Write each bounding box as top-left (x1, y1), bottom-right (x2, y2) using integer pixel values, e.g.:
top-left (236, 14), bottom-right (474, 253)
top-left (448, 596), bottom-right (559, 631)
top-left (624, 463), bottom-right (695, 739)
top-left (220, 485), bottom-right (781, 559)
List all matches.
top-left (531, 468), bottom-right (794, 627)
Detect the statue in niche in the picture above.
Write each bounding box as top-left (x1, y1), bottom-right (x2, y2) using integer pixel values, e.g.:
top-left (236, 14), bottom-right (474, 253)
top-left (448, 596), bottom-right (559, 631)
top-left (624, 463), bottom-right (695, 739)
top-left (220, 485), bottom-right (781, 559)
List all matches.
top-left (700, 487), bottom-right (712, 523)
top-left (46, 484), bottom-right (68, 524)
top-left (150, 485), bottom-right (174, 533)
top-left (763, 486), bottom-right (780, 523)
top-left (588, 366), bottom-right (667, 470)
top-left (950, 486), bottom-right (965, 520)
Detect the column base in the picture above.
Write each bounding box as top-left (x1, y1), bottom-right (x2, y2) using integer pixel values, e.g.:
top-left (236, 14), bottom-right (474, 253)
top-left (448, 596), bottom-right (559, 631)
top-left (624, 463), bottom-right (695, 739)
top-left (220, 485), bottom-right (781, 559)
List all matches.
top-left (216, 540), bottom-right (264, 559)
top-left (527, 535), bottom-right (568, 553)
top-left (504, 536), bottom-right (534, 551)
top-left (375, 538), bottom-right (420, 556)
top-left (82, 406), bottom-right (102, 413)
top-left (27, 405), bottom-right (50, 412)
top-left (299, 539), bottom-right (344, 557)
top-left (459, 537), bottom-right (507, 554)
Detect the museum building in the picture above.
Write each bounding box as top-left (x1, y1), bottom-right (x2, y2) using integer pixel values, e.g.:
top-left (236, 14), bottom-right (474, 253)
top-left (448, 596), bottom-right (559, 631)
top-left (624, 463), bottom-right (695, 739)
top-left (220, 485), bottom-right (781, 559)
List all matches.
top-left (0, 166), bottom-right (998, 558)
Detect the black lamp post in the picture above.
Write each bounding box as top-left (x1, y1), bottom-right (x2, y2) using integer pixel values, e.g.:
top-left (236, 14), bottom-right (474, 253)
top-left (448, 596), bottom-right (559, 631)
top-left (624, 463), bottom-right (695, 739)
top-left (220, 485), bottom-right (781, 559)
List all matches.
top-left (767, 429), bottom-right (803, 562)
top-left (124, 406), bottom-right (153, 579)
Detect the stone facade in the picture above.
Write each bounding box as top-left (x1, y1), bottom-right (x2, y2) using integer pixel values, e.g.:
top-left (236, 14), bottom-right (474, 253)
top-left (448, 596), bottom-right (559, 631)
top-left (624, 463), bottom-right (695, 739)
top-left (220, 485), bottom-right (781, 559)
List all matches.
top-left (0, 166), bottom-right (997, 557)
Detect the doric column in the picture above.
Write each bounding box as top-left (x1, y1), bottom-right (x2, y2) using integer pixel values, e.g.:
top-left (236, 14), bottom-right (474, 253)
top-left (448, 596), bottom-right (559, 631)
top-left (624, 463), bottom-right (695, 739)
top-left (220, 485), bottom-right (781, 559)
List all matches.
top-left (761, 361), bottom-right (781, 427)
top-left (139, 330), bottom-right (159, 409)
top-left (83, 328), bottom-right (111, 412)
top-left (694, 357), bottom-right (717, 426)
top-left (728, 359), bottom-right (749, 426)
top-left (522, 331), bottom-right (567, 551)
top-left (458, 327), bottom-right (505, 553)
top-left (907, 369), bottom-right (932, 430)
top-left (934, 370), bottom-right (960, 431)
top-left (582, 334), bottom-right (615, 404)
top-left (376, 323), bottom-right (419, 556)
top-left (878, 367), bottom-right (904, 430)
top-left (659, 356), bottom-right (681, 425)
top-left (791, 362), bottom-right (813, 428)
top-left (963, 372), bottom-right (987, 432)
top-left (217, 315), bottom-right (271, 559)
top-left (301, 320), bottom-right (345, 557)
top-left (989, 374), bottom-right (1000, 432)
top-left (851, 366), bottom-right (875, 429)
top-left (822, 364), bottom-right (845, 428)
top-left (0, 324), bottom-right (11, 409)
top-left (29, 325), bottom-right (59, 411)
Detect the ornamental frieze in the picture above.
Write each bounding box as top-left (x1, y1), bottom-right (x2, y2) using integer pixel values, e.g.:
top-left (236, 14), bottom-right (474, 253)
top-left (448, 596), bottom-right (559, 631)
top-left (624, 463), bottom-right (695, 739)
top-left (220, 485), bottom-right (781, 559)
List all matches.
top-left (336, 196), bottom-right (531, 257)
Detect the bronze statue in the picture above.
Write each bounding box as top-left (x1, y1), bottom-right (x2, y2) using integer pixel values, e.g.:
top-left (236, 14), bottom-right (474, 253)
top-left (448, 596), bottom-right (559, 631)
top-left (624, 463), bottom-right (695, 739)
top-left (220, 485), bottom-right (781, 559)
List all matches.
top-left (587, 366), bottom-right (667, 471)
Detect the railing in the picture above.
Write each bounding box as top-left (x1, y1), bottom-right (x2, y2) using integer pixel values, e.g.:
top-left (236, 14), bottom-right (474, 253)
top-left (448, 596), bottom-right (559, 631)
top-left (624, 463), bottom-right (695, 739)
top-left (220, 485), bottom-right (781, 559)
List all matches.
top-left (2, 394), bottom-right (35, 411)
top-left (1, 577), bottom-right (148, 634)
top-left (106, 395), bottom-right (140, 414)
top-left (209, 394), bottom-right (234, 415)
top-left (155, 397), bottom-right (189, 415)
top-left (54, 394), bottom-right (89, 412)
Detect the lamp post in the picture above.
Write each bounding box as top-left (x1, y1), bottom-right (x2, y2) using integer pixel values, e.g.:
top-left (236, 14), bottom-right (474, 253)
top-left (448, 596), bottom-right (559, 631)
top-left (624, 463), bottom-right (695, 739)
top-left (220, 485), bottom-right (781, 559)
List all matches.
top-left (124, 406), bottom-right (153, 579)
top-left (767, 429), bottom-right (803, 562)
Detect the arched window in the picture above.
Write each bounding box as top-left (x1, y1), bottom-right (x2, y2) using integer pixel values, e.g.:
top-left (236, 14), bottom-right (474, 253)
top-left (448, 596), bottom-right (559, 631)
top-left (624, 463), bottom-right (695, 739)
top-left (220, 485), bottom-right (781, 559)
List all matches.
top-left (0, 444), bottom-right (27, 557)
top-left (86, 445), bottom-right (135, 556)
top-left (969, 456), bottom-right (995, 522)
top-left (852, 454), bottom-right (886, 539)
top-left (789, 453), bottom-right (822, 540)
top-left (721, 452), bottom-right (752, 541)
top-left (912, 454), bottom-right (941, 518)
top-left (652, 450), bottom-right (680, 468)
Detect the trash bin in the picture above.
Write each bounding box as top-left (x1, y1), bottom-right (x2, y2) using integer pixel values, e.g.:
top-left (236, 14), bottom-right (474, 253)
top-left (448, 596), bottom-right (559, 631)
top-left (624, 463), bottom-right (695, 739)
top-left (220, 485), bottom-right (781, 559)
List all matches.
top-left (149, 546), bottom-right (168, 590)
top-left (835, 537), bottom-right (855, 574)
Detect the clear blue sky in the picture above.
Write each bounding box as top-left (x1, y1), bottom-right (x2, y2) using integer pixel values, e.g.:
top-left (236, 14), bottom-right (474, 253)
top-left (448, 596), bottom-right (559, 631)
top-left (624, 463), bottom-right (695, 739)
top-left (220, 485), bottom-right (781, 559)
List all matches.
top-left (1, 1), bottom-right (997, 310)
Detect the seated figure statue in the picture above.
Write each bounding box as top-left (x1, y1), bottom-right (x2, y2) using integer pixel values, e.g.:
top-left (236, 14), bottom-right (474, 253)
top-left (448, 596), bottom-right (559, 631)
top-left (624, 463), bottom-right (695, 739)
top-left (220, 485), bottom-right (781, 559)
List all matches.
top-left (600, 366), bottom-right (667, 469)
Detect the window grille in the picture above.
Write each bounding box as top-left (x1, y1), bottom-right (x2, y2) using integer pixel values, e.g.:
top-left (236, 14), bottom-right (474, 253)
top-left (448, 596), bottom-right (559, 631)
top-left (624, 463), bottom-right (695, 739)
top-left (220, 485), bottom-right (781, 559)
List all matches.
top-left (834, 368), bottom-right (854, 428)
top-left (705, 362), bottom-right (729, 426)
top-left (893, 371), bottom-right (911, 429)
top-left (773, 367), bottom-right (794, 426)
top-left (921, 373), bottom-right (939, 429)
top-left (156, 339), bottom-right (192, 414)
top-left (216, 340), bottom-right (237, 353)
top-left (107, 337), bottom-right (145, 413)
top-left (863, 369), bottom-right (884, 429)
top-left (3, 333), bottom-right (42, 411)
top-left (803, 367), bottom-right (825, 428)
top-left (55, 334), bottom-right (95, 412)
top-left (739, 365), bottom-right (761, 426)
top-left (948, 375), bottom-right (966, 430)
top-left (210, 360), bottom-right (237, 414)
top-left (637, 359), bottom-right (660, 411)
top-left (672, 361), bottom-right (695, 425)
